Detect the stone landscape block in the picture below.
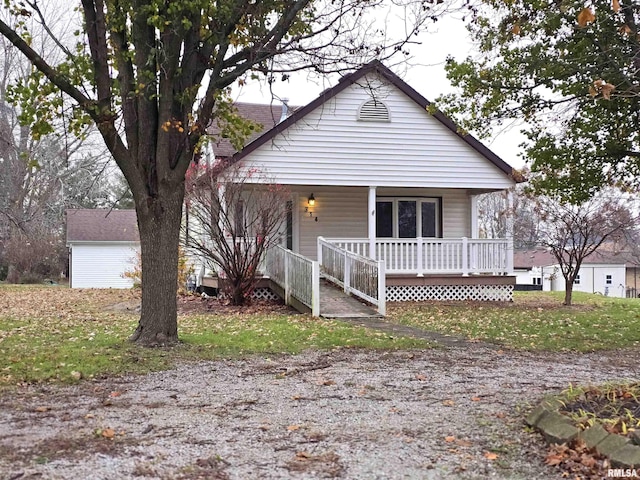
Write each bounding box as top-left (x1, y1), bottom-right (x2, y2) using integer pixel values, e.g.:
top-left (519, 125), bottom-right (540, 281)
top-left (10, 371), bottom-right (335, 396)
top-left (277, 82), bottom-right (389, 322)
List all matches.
top-left (609, 444), bottom-right (640, 468)
top-left (526, 404), bottom-right (549, 427)
top-left (537, 411), bottom-right (580, 444)
top-left (526, 398), bottom-right (564, 427)
top-left (578, 424), bottom-right (609, 449)
top-left (597, 434), bottom-right (630, 458)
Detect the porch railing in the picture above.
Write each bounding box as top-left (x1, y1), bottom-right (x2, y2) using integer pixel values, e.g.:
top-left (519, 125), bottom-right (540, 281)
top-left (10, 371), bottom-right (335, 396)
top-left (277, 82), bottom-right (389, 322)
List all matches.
top-left (323, 237), bottom-right (513, 276)
top-left (265, 245), bottom-right (320, 316)
top-left (318, 237), bottom-right (386, 315)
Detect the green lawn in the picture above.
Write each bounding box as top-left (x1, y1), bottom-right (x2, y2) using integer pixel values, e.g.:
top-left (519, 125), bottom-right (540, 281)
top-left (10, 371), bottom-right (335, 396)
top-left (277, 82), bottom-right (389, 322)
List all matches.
top-left (0, 285), bottom-right (429, 387)
top-left (386, 291), bottom-right (640, 352)
top-left (2, 286), bottom-right (637, 387)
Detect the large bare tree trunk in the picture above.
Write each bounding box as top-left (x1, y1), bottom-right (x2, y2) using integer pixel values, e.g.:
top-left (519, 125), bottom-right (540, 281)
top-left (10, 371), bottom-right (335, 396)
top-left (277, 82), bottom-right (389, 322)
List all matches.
top-left (564, 279), bottom-right (574, 306)
top-left (129, 184), bottom-right (184, 345)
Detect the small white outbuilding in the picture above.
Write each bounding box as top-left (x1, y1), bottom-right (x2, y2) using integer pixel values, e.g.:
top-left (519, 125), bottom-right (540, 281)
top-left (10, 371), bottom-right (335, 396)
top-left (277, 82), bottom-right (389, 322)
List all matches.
top-left (66, 209), bottom-right (139, 288)
top-left (514, 248), bottom-right (628, 298)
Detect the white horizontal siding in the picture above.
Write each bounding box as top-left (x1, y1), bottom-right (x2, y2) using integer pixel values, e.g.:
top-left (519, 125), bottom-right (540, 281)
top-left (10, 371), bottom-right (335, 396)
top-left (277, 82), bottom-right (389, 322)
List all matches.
top-left (290, 186), bottom-right (470, 259)
top-left (70, 242), bottom-right (139, 288)
top-left (544, 263), bottom-right (626, 297)
top-left (242, 74), bottom-right (514, 190)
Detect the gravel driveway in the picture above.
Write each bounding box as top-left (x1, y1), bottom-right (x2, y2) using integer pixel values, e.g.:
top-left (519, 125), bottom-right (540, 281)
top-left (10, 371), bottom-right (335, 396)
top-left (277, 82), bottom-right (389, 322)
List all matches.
top-left (0, 345), bottom-right (636, 480)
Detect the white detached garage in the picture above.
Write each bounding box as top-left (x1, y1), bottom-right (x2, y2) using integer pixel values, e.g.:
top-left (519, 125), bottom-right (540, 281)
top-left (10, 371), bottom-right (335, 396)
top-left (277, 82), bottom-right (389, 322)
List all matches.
top-left (66, 209), bottom-right (139, 288)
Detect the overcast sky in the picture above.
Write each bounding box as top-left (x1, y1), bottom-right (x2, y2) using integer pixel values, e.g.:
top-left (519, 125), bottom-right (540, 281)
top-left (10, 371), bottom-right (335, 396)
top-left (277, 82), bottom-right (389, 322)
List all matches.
top-left (232, 14), bottom-right (527, 169)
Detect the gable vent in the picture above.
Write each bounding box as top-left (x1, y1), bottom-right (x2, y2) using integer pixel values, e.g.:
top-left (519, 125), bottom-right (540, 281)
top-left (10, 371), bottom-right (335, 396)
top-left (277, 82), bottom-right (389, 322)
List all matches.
top-left (358, 99), bottom-right (390, 122)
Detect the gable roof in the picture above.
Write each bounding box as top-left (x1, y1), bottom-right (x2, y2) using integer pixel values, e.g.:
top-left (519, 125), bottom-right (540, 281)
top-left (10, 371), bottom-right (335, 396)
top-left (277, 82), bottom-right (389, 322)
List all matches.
top-left (515, 247), bottom-right (639, 269)
top-left (211, 102), bottom-right (294, 158)
top-left (514, 249), bottom-right (556, 269)
top-left (66, 209), bottom-right (138, 243)
top-left (231, 60), bottom-right (514, 178)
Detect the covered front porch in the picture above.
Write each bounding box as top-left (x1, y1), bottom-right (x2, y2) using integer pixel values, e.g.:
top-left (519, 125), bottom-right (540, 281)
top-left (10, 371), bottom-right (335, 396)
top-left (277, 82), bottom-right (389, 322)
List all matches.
top-left (316, 236), bottom-right (514, 304)
top-left (298, 185), bottom-right (514, 277)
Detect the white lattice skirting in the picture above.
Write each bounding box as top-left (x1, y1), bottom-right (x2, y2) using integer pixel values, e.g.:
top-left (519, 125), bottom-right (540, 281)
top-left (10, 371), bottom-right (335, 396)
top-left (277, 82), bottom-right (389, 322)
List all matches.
top-left (252, 287), bottom-right (280, 301)
top-left (386, 284), bottom-right (513, 302)
top-left (216, 287), bottom-right (280, 301)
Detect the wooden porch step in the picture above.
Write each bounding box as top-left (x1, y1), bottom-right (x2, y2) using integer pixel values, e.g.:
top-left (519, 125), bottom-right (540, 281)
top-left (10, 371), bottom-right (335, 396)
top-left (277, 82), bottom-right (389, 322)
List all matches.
top-left (319, 280), bottom-right (383, 319)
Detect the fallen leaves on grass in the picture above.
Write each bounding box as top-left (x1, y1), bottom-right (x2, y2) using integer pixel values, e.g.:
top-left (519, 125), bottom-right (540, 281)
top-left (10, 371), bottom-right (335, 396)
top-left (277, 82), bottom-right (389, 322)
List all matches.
top-left (0, 286), bottom-right (430, 386)
top-left (386, 293), bottom-right (640, 352)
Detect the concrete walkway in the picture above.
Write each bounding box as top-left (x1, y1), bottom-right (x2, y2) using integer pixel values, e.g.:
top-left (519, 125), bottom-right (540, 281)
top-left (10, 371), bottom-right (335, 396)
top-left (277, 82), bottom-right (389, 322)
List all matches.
top-left (331, 316), bottom-right (496, 349)
top-left (319, 279), bottom-right (498, 349)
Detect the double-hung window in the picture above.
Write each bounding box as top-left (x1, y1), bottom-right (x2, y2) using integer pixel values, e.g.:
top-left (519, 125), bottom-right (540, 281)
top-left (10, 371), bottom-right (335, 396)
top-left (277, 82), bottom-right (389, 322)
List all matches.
top-left (376, 197), bottom-right (441, 238)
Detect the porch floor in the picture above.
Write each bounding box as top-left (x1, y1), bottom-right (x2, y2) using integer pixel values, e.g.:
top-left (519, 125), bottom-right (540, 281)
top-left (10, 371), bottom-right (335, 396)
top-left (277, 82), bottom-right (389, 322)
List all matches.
top-left (319, 279), bottom-right (382, 319)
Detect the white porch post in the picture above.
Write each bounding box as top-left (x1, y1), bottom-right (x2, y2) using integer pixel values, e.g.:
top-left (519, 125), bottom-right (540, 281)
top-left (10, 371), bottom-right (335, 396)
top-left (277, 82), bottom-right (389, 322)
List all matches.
top-left (416, 237), bottom-right (424, 277)
top-left (311, 260), bottom-right (320, 317)
top-left (368, 186), bottom-right (377, 260)
top-left (377, 260), bottom-right (386, 316)
top-left (461, 237), bottom-right (469, 276)
top-left (470, 194), bottom-right (479, 272)
top-left (506, 190), bottom-right (514, 274)
top-left (470, 194), bottom-right (479, 239)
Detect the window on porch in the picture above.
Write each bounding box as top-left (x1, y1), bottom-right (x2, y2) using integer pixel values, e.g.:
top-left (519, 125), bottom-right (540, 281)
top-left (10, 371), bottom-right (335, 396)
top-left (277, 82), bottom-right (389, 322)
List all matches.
top-left (375, 197), bottom-right (441, 238)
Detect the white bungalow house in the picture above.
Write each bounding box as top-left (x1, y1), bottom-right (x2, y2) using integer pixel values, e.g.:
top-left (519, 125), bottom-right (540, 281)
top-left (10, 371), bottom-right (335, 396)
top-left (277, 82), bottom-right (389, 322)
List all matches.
top-left (201, 61), bottom-right (519, 310)
top-left (66, 209), bottom-right (139, 288)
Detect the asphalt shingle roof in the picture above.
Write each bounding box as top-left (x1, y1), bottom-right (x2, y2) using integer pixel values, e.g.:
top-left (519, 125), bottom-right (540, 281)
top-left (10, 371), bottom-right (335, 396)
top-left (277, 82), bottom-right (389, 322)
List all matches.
top-left (66, 209), bottom-right (138, 243)
top-left (209, 102), bottom-right (292, 158)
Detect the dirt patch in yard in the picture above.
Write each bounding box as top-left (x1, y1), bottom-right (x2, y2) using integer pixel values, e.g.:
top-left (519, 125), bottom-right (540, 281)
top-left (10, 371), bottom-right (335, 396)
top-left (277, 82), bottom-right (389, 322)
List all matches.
top-left (104, 294), bottom-right (298, 316)
top-left (177, 295), bottom-right (297, 316)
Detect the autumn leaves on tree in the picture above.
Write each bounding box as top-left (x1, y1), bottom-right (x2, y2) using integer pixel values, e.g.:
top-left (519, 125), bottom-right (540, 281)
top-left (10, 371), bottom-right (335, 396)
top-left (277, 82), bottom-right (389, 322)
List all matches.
top-left (440, 0), bottom-right (640, 203)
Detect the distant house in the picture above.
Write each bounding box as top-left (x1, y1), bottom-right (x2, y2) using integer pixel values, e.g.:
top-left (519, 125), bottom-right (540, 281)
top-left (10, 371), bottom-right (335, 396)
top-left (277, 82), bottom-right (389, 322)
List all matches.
top-left (514, 248), bottom-right (635, 298)
top-left (66, 209), bottom-right (139, 288)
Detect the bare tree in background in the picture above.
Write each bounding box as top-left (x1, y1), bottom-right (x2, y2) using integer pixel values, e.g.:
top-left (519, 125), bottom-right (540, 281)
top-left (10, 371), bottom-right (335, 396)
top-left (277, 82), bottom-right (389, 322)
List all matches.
top-left (0, 10), bottom-right (113, 282)
top-left (185, 162), bottom-right (290, 305)
top-left (534, 194), bottom-right (637, 306)
top-left (477, 186), bottom-right (541, 248)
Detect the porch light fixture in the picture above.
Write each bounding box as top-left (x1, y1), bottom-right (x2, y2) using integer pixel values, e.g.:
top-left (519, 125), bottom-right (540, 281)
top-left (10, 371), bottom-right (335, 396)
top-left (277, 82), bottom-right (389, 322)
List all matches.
top-left (305, 193), bottom-right (318, 221)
